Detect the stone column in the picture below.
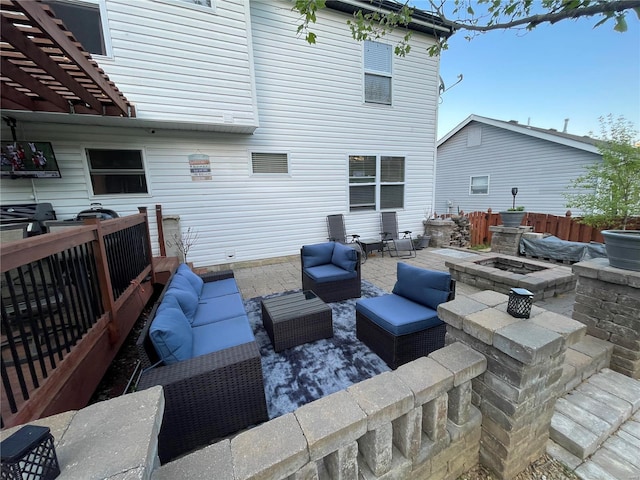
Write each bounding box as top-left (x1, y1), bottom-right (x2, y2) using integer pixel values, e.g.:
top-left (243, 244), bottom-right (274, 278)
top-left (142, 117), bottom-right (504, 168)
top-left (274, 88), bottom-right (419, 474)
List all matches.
top-left (572, 258), bottom-right (640, 379)
top-left (438, 290), bottom-right (580, 480)
top-left (489, 226), bottom-right (532, 256)
top-left (424, 219), bottom-right (456, 248)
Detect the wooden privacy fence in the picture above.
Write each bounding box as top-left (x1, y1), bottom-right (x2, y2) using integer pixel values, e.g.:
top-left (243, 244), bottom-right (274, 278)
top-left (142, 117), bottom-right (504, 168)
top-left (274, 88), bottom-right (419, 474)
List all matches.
top-left (436, 210), bottom-right (640, 246)
top-left (0, 208), bottom-right (155, 428)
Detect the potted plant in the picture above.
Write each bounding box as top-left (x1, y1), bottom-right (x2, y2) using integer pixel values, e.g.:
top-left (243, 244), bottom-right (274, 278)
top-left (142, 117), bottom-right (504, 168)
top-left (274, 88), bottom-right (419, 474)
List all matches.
top-left (564, 115), bottom-right (640, 271)
top-left (499, 187), bottom-right (527, 227)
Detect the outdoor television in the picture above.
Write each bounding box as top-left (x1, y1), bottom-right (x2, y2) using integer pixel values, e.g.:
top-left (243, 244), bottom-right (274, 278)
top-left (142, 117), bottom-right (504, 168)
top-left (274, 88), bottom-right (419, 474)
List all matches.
top-left (1, 141), bottom-right (61, 178)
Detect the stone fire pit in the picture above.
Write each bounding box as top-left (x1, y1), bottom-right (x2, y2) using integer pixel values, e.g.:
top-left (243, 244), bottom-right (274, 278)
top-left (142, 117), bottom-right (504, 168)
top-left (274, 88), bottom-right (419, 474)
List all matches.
top-left (445, 254), bottom-right (576, 301)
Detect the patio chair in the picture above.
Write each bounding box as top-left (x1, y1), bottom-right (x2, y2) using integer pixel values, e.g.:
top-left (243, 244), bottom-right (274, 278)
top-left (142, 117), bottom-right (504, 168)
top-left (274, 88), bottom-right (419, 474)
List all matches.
top-left (356, 263), bottom-right (455, 369)
top-left (380, 211), bottom-right (416, 258)
top-left (326, 214), bottom-right (366, 262)
top-left (301, 241), bottom-right (362, 302)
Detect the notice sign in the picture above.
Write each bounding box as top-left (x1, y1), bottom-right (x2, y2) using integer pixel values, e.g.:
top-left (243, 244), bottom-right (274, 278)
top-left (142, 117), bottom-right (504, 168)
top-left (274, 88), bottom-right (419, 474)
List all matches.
top-left (188, 154), bottom-right (212, 181)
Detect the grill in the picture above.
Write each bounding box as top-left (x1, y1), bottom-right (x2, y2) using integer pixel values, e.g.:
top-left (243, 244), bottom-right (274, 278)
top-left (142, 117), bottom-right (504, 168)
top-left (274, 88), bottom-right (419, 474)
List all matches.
top-left (0, 203), bottom-right (56, 236)
top-left (76, 204), bottom-right (119, 221)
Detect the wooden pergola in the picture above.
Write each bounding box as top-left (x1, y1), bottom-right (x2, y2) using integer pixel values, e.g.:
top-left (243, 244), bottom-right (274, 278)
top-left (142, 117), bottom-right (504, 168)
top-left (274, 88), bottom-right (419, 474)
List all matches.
top-left (0, 0), bottom-right (135, 118)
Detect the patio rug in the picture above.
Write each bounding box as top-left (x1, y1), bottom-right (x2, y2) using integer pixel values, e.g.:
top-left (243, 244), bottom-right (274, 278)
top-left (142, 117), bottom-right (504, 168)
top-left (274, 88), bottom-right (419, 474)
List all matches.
top-left (244, 281), bottom-right (391, 419)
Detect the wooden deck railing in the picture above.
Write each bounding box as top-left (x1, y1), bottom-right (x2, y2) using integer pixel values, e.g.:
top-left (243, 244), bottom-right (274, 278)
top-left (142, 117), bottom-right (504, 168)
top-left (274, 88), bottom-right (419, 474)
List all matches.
top-left (1, 208), bottom-right (155, 428)
top-left (437, 209), bottom-right (640, 247)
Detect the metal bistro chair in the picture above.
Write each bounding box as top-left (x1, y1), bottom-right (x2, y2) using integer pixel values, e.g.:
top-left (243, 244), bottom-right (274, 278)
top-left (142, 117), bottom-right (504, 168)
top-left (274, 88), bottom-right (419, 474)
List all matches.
top-left (380, 211), bottom-right (416, 258)
top-left (326, 214), bottom-right (366, 263)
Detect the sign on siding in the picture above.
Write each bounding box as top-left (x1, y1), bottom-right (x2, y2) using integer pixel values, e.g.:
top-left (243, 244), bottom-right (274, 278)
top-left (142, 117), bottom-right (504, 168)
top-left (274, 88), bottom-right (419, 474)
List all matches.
top-left (188, 154), bottom-right (211, 181)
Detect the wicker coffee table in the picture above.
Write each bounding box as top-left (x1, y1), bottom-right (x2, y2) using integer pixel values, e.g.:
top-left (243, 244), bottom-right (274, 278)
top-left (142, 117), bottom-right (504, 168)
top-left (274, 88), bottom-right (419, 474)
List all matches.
top-left (261, 291), bottom-right (333, 352)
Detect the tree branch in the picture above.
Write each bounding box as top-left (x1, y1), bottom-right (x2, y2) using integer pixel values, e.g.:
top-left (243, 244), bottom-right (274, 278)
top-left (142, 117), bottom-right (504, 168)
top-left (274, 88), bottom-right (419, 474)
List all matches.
top-left (447, 1), bottom-right (640, 32)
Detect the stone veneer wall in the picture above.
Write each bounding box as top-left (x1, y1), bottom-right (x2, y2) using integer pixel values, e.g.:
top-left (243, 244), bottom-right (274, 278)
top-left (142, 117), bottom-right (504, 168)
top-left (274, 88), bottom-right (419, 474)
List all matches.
top-left (424, 219), bottom-right (456, 248)
top-left (489, 226), bottom-right (533, 256)
top-left (572, 258), bottom-right (640, 379)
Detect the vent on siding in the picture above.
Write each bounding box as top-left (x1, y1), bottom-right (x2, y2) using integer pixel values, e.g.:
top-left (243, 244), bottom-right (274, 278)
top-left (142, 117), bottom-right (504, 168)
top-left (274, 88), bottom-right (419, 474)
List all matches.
top-left (251, 153), bottom-right (289, 174)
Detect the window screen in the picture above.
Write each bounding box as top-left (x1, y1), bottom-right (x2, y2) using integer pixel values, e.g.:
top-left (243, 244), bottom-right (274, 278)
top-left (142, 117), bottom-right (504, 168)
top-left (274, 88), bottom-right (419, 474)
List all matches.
top-left (364, 41), bottom-right (392, 105)
top-left (86, 149), bottom-right (148, 195)
top-left (251, 153), bottom-right (289, 174)
top-left (42, 1), bottom-right (107, 55)
top-left (470, 175), bottom-right (489, 195)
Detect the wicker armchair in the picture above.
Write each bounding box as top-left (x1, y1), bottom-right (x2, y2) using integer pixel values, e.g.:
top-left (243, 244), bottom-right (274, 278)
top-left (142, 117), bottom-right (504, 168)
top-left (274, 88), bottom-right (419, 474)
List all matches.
top-left (135, 270), bottom-right (268, 464)
top-left (301, 242), bottom-right (361, 303)
top-left (356, 263), bottom-right (455, 369)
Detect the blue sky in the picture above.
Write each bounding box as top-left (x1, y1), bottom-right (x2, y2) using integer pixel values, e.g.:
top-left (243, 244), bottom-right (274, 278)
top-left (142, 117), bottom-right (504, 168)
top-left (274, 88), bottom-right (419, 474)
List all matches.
top-left (409, 3), bottom-right (640, 140)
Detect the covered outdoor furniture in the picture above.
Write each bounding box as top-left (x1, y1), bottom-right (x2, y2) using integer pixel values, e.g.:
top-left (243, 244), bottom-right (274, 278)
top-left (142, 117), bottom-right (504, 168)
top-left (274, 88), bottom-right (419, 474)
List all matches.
top-left (356, 263), bottom-right (455, 369)
top-left (301, 241), bottom-right (361, 303)
top-left (136, 264), bottom-right (268, 463)
top-left (380, 211), bottom-right (416, 258)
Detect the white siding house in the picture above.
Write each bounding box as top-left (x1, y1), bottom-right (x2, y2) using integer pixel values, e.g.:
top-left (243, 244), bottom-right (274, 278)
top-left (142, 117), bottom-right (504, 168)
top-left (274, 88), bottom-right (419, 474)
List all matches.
top-left (1, 0), bottom-right (452, 267)
top-left (435, 115), bottom-right (602, 217)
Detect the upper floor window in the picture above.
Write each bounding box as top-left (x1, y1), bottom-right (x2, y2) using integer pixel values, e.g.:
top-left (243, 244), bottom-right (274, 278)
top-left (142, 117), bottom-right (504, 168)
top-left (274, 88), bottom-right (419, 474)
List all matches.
top-left (349, 155), bottom-right (405, 211)
top-left (86, 149), bottom-right (148, 195)
top-left (364, 41), bottom-right (392, 105)
top-left (470, 175), bottom-right (489, 195)
top-left (251, 152), bottom-right (289, 175)
top-left (42, 0), bottom-right (111, 57)
top-left (178, 0), bottom-right (212, 5)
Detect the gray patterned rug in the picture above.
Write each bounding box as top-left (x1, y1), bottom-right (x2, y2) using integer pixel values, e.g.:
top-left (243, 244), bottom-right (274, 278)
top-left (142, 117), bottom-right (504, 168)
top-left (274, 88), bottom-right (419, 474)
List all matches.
top-left (244, 281), bottom-right (390, 419)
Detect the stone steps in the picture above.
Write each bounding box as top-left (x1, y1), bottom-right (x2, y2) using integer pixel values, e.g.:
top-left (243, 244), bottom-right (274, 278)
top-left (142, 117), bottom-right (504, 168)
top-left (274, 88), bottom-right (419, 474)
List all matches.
top-left (547, 369), bottom-right (640, 479)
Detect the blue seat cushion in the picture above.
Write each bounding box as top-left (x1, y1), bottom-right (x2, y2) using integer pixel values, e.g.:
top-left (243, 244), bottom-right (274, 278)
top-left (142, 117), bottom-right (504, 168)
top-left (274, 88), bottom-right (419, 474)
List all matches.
top-left (392, 262), bottom-right (451, 310)
top-left (191, 293), bottom-right (247, 327)
top-left (331, 242), bottom-right (358, 272)
top-left (175, 263), bottom-right (204, 296)
top-left (304, 264), bottom-right (358, 283)
top-left (191, 316), bottom-right (255, 358)
top-left (200, 278), bottom-right (240, 299)
top-left (302, 242), bottom-right (335, 268)
top-left (356, 294), bottom-right (443, 336)
top-left (149, 296), bottom-right (193, 365)
top-left (166, 274), bottom-right (199, 320)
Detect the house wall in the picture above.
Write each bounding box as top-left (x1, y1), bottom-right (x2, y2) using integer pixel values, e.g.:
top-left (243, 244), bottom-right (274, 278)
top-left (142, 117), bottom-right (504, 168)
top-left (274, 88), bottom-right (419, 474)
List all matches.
top-left (435, 122), bottom-right (602, 217)
top-left (0, 0), bottom-right (442, 268)
top-left (96, 0), bottom-right (259, 129)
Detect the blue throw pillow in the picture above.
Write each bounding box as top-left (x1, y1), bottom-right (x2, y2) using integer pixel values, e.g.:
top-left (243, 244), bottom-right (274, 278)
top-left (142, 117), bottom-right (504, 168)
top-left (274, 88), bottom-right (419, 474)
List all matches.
top-left (302, 242), bottom-right (335, 268)
top-left (166, 275), bottom-right (199, 321)
top-left (149, 300), bottom-right (193, 365)
top-left (176, 263), bottom-right (204, 296)
top-left (392, 262), bottom-right (451, 310)
top-left (331, 242), bottom-right (358, 272)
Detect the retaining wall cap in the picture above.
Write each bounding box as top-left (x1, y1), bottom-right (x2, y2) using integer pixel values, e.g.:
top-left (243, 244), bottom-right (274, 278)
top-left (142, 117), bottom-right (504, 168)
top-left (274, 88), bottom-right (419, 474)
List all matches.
top-left (231, 413), bottom-right (309, 480)
top-left (0, 410), bottom-right (76, 449)
top-left (469, 290), bottom-right (509, 307)
top-left (429, 342), bottom-right (487, 386)
top-left (530, 311), bottom-right (586, 343)
top-left (394, 357), bottom-right (454, 405)
top-left (438, 297), bottom-right (487, 330)
top-left (56, 386), bottom-right (164, 480)
top-left (154, 440), bottom-right (233, 480)
top-left (347, 371), bottom-right (413, 430)
top-left (493, 322), bottom-right (564, 365)
top-left (294, 390), bottom-right (366, 461)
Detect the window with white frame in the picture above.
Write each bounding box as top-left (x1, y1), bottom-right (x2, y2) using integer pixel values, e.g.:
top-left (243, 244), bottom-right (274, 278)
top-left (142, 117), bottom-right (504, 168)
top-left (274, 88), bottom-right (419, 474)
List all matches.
top-left (155, 0), bottom-right (215, 10)
top-left (86, 149), bottom-right (148, 195)
top-left (364, 41), bottom-right (392, 105)
top-left (41, 0), bottom-right (111, 57)
top-left (251, 152), bottom-right (289, 174)
top-left (349, 155), bottom-right (405, 211)
top-left (470, 175), bottom-right (489, 195)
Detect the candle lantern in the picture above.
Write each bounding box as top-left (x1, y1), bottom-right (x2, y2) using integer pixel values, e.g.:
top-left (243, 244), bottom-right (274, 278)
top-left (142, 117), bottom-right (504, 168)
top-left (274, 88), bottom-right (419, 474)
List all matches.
top-left (507, 287), bottom-right (534, 319)
top-left (0, 425), bottom-right (60, 480)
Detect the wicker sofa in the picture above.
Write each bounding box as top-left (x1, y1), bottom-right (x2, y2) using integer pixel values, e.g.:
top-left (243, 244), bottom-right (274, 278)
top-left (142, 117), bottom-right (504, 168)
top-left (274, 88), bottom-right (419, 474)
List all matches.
top-left (136, 264), bottom-right (268, 463)
top-left (355, 263), bottom-right (455, 369)
top-left (301, 241), bottom-right (361, 303)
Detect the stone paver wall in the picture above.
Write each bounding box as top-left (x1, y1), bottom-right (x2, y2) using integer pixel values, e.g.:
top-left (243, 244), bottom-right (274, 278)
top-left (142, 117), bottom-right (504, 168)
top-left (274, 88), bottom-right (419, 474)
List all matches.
top-left (572, 258), bottom-right (640, 379)
top-left (438, 290), bottom-right (585, 480)
top-left (489, 226), bottom-right (532, 256)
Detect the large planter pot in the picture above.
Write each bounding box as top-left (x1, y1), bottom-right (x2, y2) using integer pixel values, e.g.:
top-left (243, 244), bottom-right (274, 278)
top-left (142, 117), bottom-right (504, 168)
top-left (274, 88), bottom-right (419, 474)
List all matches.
top-left (499, 211), bottom-right (526, 228)
top-left (601, 230), bottom-right (640, 271)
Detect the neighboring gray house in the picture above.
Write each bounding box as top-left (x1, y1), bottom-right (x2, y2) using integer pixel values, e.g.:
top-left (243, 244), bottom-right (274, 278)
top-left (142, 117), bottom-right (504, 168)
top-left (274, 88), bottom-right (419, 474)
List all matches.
top-left (435, 115), bottom-right (602, 216)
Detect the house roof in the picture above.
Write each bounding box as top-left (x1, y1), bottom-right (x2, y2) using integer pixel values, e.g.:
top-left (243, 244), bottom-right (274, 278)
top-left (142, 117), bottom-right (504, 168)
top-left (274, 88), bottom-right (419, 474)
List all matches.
top-left (438, 114), bottom-right (600, 154)
top-left (326, 0), bottom-right (454, 38)
top-left (0, 0), bottom-right (135, 118)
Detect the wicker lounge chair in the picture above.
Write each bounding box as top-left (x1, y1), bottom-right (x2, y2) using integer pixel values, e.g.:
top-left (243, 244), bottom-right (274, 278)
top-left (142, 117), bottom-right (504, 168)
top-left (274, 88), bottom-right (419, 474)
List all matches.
top-left (380, 211), bottom-right (416, 258)
top-left (301, 241), bottom-right (361, 303)
top-left (136, 270), bottom-right (268, 463)
top-left (356, 263), bottom-right (455, 369)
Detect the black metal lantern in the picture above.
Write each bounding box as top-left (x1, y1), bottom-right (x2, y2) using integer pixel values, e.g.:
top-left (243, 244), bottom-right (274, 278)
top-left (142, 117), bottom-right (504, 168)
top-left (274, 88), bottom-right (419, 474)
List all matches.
top-left (507, 287), bottom-right (534, 319)
top-left (511, 187), bottom-right (519, 210)
top-left (0, 426), bottom-right (60, 480)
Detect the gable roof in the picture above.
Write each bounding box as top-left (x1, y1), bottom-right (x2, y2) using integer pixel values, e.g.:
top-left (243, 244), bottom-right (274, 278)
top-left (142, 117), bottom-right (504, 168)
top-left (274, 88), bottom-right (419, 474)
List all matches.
top-left (438, 114), bottom-right (600, 154)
